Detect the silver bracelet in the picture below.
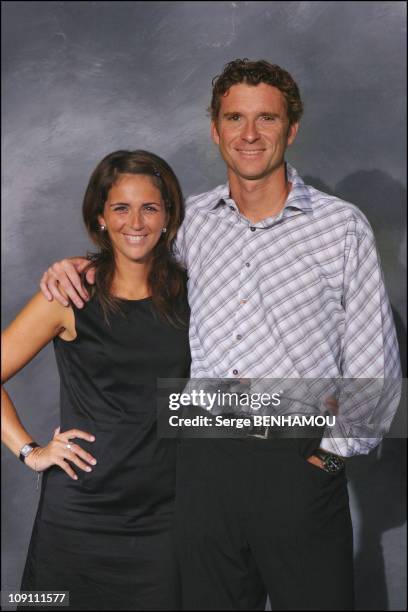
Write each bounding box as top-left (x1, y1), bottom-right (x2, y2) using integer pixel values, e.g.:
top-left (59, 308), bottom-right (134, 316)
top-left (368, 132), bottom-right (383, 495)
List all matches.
top-left (34, 456), bottom-right (42, 490)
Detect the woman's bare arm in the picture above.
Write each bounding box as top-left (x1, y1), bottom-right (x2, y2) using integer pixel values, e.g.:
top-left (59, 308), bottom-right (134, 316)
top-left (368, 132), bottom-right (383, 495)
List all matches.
top-left (1, 292), bottom-right (96, 479)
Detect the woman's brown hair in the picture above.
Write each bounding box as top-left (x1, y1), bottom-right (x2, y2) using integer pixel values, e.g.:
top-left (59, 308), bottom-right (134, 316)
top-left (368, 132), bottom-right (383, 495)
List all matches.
top-left (82, 150), bottom-right (186, 326)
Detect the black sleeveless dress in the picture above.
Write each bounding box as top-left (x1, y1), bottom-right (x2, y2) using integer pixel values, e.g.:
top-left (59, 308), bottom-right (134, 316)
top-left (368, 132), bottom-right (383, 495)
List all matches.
top-left (20, 294), bottom-right (191, 610)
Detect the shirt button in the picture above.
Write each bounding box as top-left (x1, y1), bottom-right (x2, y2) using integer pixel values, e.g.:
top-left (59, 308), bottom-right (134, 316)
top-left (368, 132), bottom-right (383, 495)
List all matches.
top-left (245, 262), bottom-right (250, 267)
top-left (250, 227), bottom-right (256, 232)
top-left (232, 369), bottom-right (239, 376)
top-left (240, 299), bottom-right (247, 304)
top-left (236, 334), bottom-right (242, 340)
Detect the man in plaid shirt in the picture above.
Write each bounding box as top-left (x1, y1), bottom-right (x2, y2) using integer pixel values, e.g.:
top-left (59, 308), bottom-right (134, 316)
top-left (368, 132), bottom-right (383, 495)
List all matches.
top-left (40, 59), bottom-right (401, 610)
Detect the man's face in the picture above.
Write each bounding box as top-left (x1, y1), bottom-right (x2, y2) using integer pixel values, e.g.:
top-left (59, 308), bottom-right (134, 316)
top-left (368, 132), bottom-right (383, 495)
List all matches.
top-left (211, 83), bottom-right (298, 181)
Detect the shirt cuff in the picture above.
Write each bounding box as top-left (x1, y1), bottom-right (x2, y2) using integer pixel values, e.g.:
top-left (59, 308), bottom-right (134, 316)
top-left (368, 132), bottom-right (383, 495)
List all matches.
top-left (318, 434), bottom-right (383, 457)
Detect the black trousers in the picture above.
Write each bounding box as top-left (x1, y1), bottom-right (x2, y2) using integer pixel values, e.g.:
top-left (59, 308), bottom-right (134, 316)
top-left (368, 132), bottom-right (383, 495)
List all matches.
top-left (175, 437), bottom-right (354, 611)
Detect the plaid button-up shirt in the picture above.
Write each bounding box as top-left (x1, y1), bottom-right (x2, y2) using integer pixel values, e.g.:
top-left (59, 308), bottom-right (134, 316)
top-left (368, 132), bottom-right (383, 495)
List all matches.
top-left (174, 163), bottom-right (401, 456)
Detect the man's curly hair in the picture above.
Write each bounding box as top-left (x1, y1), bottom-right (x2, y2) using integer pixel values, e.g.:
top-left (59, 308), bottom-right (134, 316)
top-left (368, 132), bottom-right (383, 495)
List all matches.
top-left (208, 58), bottom-right (303, 126)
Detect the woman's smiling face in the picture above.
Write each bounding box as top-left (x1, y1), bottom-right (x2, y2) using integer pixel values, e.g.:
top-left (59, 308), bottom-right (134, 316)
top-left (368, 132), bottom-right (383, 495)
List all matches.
top-left (98, 173), bottom-right (167, 265)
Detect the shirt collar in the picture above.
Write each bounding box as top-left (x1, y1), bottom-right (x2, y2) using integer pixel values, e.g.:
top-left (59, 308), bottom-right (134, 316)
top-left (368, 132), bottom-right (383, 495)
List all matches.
top-left (209, 163), bottom-right (313, 213)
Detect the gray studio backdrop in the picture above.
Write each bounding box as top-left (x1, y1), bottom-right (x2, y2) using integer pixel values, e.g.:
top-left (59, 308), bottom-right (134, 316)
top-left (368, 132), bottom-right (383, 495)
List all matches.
top-left (2, 1), bottom-right (406, 610)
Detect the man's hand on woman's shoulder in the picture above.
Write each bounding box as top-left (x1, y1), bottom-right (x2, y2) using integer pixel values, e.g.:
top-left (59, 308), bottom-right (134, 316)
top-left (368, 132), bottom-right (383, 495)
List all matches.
top-left (40, 256), bottom-right (94, 308)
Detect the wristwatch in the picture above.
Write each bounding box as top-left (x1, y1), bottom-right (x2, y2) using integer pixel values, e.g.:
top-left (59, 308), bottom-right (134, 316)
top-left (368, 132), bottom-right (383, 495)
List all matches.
top-left (19, 442), bottom-right (40, 463)
top-left (314, 449), bottom-right (344, 474)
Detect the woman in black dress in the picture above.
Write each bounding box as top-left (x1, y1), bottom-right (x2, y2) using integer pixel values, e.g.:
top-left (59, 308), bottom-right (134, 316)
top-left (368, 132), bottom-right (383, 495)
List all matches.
top-left (1, 150), bottom-right (191, 610)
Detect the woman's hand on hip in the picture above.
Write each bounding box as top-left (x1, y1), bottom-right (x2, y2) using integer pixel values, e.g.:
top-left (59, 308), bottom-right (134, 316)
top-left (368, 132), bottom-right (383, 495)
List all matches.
top-left (25, 427), bottom-right (97, 480)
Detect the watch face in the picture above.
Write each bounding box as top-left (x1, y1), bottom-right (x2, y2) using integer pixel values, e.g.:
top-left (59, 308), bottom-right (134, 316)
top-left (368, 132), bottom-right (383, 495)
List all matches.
top-left (21, 444), bottom-right (33, 456)
top-left (323, 454), bottom-right (344, 473)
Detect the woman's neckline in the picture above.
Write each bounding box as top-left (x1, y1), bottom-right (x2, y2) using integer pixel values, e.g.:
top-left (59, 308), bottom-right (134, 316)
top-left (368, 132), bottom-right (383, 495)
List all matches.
top-left (114, 295), bottom-right (152, 303)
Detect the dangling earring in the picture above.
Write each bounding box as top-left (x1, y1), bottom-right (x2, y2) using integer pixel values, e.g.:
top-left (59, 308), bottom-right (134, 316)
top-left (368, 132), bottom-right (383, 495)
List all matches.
top-left (161, 227), bottom-right (167, 234)
top-left (100, 225), bottom-right (106, 231)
